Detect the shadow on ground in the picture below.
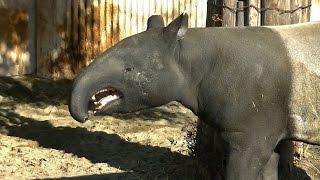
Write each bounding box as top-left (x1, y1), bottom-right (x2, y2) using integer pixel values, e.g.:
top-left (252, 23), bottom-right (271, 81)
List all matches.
top-left (0, 76), bottom-right (318, 179)
top-left (0, 107), bottom-right (194, 179)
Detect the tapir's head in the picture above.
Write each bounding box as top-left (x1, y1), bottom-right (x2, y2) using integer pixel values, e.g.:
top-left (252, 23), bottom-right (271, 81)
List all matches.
top-left (69, 13), bottom-right (189, 122)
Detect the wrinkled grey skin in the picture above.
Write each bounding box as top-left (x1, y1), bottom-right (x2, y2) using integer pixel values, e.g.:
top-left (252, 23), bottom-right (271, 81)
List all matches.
top-left (69, 13), bottom-right (320, 180)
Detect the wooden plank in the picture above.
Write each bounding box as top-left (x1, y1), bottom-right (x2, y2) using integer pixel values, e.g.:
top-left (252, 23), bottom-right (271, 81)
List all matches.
top-left (92, 0), bottom-right (100, 57)
top-left (155, 0), bottom-right (161, 15)
top-left (131, 0), bottom-right (138, 35)
top-left (65, 0), bottom-right (72, 51)
top-left (311, 0), bottom-right (320, 21)
top-left (167, 0), bottom-right (173, 24)
top-left (125, 0), bottom-right (132, 37)
top-left (185, 0), bottom-right (191, 27)
top-left (72, 0), bottom-right (79, 52)
top-left (118, 0), bottom-right (126, 40)
top-left (173, 0), bottom-right (179, 19)
top-left (137, 0), bottom-right (143, 33)
top-left (162, 0), bottom-right (168, 25)
top-left (112, 0), bottom-right (119, 45)
top-left (300, 0), bottom-right (311, 23)
top-left (149, 0), bottom-right (155, 15)
top-left (222, 0), bottom-right (237, 27)
top-left (106, 0), bottom-right (112, 49)
top-left (190, 0), bottom-right (196, 27)
top-left (79, 0), bottom-right (87, 63)
top-left (249, 0), bottom-right (260, 26)
top-left (264, 0), bottom-right (279, 25)
top-left (85, 0), bottom-right (93, 63)
top-left (236, 1), bottom-right (244, 26)
top-left (291, 0), bottom-right (302, 24)
top-left (179, 0), bottom-right (185, 16)
top-left (99, 0), bottom-right (106, 51)
top-left (142, 0), bottom-right (150, 30)
top-left (278, 0), bottom-right (291, 25)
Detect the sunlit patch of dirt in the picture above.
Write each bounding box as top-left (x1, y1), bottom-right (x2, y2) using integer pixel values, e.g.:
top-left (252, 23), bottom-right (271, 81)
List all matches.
top-left (0, 76), bottom-right (197, 179)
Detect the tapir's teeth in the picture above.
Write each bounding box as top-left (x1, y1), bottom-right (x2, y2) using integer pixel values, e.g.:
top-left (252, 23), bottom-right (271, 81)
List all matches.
top-left (91, 95), bottom-right (96, 100)
top-left (93, 101), bottom-right (99, 105)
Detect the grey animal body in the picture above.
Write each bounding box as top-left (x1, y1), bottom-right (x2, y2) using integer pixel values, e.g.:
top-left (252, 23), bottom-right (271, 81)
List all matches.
top-left (69, 13), bottom-right (320, 180)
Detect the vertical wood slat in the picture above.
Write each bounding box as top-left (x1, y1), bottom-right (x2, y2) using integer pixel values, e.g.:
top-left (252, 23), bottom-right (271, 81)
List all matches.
top-left (112, 0), bottom-right (119, 46)
top-left (118, 0), bottom-right (126, 40)
top-left (106, 0), bottom-right (112, 49)
top-left (162, 0), bottom-right (168, 25)
top-left (137, 0), bottom-right (143, 33)
top-left (167, 0), bottom-right (173, 25)
top-left (79, 0), bottom-right (86, 64)
top-left (190, 0), bottom-right (196, 27)
top-left (249, 0), bottom-right (260, 26)
top-left (125, 0), bottom-right (131, 38)
top-left (85, 0), bottom-right (93, 62)
top-left (291, 0), bottom-right (302, 24)
top-left (72, 0), bottom-right (79, 52)
top-left (92, 0), bottom-right (100, 58)
top-left (311, 0), bottom-right (320, 21)
top-left (264, 0), bottom-right (279, 25)
top-left (301, 0), bottom-right (311, 23)
top-left (131, 0), bottom-right (138, 35)
top-left (100, 0), bottom-right (106, 51)
top-left (236, 1), bottom-right (244, 26)
top-left (142, 0), bottom-right (150, 30)
top-left (173, 0), bottom-right (179, 21)
top-left (65, 0), bottom-right (72, 51)
top-left (222, 0), bottom-right (237, 27)
top-left (278, 0), bottom-right (291, 25)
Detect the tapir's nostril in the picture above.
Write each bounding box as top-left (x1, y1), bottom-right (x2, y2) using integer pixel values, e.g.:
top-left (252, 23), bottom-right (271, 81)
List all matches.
top-left (124, 67), bottom-right (134, 72)
top-left (78, 117), bottom-right (88, 123)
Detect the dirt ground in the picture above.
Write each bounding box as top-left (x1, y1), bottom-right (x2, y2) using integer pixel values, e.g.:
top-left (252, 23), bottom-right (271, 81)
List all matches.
top-left (0, 76), bottom-right (319, 180)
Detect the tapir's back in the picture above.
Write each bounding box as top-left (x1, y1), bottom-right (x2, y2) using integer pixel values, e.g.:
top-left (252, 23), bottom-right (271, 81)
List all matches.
top-left (270, 22), bottom-right (320, 143)
top-left (186, 22), bottom-right (320, 144)
top-left (272, 22), bottom-right (320, 75)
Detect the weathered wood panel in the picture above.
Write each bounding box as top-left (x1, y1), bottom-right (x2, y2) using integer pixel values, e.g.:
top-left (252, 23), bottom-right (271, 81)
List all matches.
top-left (264, 0), bottom-right (311, 25)
top-left (249, 0), bottom-right (261, 26)
top-left (0, 0), bottom-right (36, 76)
top-left (37, 0), bottom-right (78, 79)
top-left (291, 0), bottom-right (304, 24)
top-left (311, 0), bottom-right (320, 21)
top-left (36, 0), bottom-right (207, 79)
top-left (222, 0), bottom-right (237, 27)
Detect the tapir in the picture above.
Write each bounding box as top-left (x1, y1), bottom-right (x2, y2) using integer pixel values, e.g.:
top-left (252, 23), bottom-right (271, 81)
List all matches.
top-left (69, 13), bottom-right (320, 180)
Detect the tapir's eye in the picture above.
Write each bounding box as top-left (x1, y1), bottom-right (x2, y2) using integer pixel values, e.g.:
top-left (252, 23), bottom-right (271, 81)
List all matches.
top-left (124, 67), bottom-right (134, 72)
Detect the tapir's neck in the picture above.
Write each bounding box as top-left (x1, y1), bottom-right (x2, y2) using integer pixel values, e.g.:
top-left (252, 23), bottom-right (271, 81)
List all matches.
top-left (176, 28), bottom-right (223, 114)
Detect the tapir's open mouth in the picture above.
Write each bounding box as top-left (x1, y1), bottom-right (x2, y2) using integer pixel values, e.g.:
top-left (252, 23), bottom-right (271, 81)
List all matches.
top-left (91, 87), bottom-right (122, 114)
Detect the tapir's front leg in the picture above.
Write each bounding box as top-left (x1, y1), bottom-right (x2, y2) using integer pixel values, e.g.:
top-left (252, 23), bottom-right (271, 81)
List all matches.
top-left (222, 109), bottom-right (286, 180)
top-left (225, 138), bottom-right (278, 180)
top-left (258, 152), bottom-right (280, 180)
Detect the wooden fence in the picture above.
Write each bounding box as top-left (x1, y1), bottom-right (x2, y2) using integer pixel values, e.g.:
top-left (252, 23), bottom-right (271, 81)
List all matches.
top-left (1, 0), bottom-right (320, 78)
top-left (207, 0), bottom-right (320, 27)
top-left (0, 0), bottom-right (36, 77)
top-left (36, 0), bottom-right (207, 79)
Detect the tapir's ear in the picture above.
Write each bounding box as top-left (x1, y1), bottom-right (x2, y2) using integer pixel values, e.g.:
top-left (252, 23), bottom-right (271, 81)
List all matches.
top-left (147, 15), bottom-right (164, 29)
top-left (163, 12), bottom-right (188, 41)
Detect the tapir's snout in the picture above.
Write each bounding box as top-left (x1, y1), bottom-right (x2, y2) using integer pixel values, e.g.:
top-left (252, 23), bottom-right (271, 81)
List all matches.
top-left (69, 70), bottom-right (95, 123)
top-left (69, 91), bottom-right (90, 123)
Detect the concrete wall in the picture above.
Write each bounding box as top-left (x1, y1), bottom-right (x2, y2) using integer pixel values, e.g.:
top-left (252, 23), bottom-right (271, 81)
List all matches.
top-left (0, 0), bottom-right (36, 76)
